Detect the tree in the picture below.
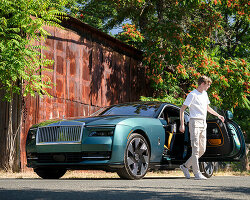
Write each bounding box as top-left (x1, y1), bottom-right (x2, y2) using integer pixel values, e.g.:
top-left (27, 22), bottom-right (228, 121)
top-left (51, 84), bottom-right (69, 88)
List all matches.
top-left (210, 0), bottom-right (249, 61)
top-left (67, 0), bottom-right (249, 140)
top-left (68, 0), bottom-right (249, 109)
top-left (0, 0), bottom-right (69, 171)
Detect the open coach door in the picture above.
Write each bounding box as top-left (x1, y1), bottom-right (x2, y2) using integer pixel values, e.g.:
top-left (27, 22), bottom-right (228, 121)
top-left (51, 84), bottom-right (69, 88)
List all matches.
top-left (201, 111), bottom-right (246, 162)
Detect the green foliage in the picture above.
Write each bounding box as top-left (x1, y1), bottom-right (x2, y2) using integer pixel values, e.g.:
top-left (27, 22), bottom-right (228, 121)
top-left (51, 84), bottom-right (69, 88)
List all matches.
top-left (210, 0), bottom-right (250, 61)
top-left (116, 24), bottom-right (144, 47)
top-left (140, 95), bottom-right (184, 107)
top-left (0, 0), bottom-right (69, 101)
top-left (69, 1), bottom-right (249, 109)
top-left (66, 0), bottom-right (117, 33)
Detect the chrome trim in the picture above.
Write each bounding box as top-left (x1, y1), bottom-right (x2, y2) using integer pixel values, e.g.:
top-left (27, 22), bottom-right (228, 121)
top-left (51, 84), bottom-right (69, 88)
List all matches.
top-left (82, 156), bottom-right (110, 159)
top-left (157, 104), bottom-right (189, 122)
top-left (36, 141), bottom-right (81, 145)
top-left (85, 125), bottom-right (116, 128)
top-left (27, 157), bottom-right (38, 160)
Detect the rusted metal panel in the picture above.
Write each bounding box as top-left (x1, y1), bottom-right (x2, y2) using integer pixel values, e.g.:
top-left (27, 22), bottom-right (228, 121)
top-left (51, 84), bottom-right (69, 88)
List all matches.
top-left (20, 17), bottom-right (151, 170)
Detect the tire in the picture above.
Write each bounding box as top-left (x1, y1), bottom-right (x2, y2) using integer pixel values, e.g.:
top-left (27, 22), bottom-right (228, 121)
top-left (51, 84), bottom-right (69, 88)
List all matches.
top-left (34, 168), bottom-right (67, 179)
top-left (117, 133), bottom-right (150, 180)
top-left (199, 162), bottom-right (214, 178)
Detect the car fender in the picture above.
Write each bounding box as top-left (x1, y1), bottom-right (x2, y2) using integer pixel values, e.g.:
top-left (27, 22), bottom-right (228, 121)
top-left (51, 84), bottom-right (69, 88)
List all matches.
top-left (110, 118), bottom-right (165, 164)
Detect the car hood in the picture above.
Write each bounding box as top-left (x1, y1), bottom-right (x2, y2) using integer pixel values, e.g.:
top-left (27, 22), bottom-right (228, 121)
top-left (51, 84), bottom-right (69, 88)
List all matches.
top-left (31, 115), bottom-right (150, 128)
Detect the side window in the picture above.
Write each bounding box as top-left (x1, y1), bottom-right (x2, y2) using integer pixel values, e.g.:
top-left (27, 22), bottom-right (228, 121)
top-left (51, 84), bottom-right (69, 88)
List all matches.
top-left (207, 121), bottom-right (224, 146)
top-left (159, 112), bottom-right (164, 120)
top-left (163, 106), bottom-right (180, 124)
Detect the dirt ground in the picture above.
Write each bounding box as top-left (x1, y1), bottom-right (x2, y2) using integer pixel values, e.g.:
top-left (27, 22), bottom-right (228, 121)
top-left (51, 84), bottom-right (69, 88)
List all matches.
top-left (0, 169), bottom-right (249, 179)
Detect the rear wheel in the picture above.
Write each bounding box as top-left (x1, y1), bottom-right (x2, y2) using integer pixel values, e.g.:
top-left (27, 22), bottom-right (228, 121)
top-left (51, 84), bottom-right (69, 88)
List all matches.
top-left (34, 168), bottom-right (67, 179)
top-left (199, 162), bottom-right (214, 178)
top-left (117, 133), bottom-right (150, 180)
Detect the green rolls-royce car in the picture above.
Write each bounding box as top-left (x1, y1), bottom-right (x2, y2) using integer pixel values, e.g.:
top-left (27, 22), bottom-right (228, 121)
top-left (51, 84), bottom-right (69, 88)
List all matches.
top-left (26, 102), bottom-right (246, 179)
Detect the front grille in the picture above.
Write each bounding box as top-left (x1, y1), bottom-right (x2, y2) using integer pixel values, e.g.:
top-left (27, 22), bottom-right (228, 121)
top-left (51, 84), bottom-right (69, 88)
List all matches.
top-left (37, 125), bottom-right (83, 144)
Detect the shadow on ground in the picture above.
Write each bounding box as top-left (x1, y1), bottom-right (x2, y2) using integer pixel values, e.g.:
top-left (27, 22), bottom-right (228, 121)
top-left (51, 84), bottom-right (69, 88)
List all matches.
top-left (0, 185), bottom-right (249, 200)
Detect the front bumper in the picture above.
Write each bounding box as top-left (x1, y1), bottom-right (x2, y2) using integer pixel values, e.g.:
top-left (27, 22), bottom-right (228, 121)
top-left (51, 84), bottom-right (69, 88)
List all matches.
top-left (26, 124), bottom-right (132, 170)
top-left (26, 152), bottom-right (124, 172)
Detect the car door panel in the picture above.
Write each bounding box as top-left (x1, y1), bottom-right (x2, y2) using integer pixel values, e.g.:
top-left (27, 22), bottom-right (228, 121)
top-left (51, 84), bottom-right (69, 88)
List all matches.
top-left (203, 120), bottom-right (233, 157)
top-left (202, 119), bottom-right (245, 161)
top-left (225, 120), bottom-right (246, 159)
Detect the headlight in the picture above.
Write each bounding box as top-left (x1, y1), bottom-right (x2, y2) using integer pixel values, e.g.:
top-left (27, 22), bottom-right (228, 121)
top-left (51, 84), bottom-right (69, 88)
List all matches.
top-left (27, 128), bottom-right (37, 140)
top-left (89, 130), bottom-right (114, 137)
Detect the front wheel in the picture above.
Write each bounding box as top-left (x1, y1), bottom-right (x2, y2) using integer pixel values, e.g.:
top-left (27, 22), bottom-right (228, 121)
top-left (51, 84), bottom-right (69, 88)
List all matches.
top-left (199, 162), bottom-right (215, 178)
top-left (34, 168), bottom-right (67, 179)
top-left (117, 133), bottom-right (150, 180)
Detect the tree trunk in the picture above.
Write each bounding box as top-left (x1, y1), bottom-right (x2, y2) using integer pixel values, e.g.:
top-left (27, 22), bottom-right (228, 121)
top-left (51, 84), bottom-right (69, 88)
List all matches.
top-left (0, 86), bottom-right (22, 171)
top-left (5, 98), bottom-right (14, 170)
top-left (243, 144), bottom-right (249, 171)
top-left (0, 89), bottom-right (8, 169)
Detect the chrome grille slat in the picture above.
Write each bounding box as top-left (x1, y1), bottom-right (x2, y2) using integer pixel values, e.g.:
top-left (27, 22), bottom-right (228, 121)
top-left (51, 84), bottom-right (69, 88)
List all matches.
top-left (67, 127), bottom-right (70, 141)
top-left (45, 128), bottom-right (48, 142)
top-left (37, 125), bottom-right (83, 144)
top-left (51, 127), bottom-right (55, 142)
top-left (56, 127), bottom-right (58, 141)
top-left (71, 127), bottom-right (74, 141)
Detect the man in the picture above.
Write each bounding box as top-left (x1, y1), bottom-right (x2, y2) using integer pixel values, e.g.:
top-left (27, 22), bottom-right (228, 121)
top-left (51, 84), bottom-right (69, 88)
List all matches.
top-left (179, 75), bottom-right (225, 180)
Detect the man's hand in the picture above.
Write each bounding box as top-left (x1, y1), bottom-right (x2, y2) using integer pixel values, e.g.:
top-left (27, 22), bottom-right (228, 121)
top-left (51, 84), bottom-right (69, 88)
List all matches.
top-left (179, 124), bottom-right (185, 133)
top-left (207, 105), bottom-right (225, 123)
top-left (218, 115), bottom-right (225, 123)
top-left (179, 105), bottom-right (187, 133)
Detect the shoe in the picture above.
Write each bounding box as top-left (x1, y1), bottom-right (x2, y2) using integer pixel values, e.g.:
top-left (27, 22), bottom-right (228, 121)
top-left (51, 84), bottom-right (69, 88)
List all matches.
top-left (180, 164), bottom-right (190, 179)
top-left (194, 172), bottom-right (207, 180)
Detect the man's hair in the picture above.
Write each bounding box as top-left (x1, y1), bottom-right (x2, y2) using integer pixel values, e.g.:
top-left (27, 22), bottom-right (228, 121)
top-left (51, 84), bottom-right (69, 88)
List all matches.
top-left (198, 75), bottom-right (212, 85)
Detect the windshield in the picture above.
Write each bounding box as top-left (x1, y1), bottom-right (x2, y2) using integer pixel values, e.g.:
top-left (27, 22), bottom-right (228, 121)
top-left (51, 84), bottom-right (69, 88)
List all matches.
top-left (92, 103), bottom-right (161, 117)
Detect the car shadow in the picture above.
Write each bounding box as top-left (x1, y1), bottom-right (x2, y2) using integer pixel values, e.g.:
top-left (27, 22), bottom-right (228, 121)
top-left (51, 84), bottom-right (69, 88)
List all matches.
top-left (60, 176), bottom-right (185, 180)
top-left (10, 176), bottom-right (186, 181)
top-left (144, 176), bottom-right (184, 180)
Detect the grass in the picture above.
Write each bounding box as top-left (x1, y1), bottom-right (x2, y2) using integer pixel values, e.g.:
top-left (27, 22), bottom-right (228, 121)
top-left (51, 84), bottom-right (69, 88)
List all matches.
top-left (0, 170), bottom-right (249, 179)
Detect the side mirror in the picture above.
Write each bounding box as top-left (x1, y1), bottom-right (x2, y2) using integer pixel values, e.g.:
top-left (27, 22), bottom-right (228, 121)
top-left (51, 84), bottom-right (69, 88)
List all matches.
top-left (225, 110), bottom-right (233, 120)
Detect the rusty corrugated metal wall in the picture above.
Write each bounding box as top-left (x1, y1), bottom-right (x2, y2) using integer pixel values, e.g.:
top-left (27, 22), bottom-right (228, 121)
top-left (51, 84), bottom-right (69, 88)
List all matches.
top-left (20, 17), bottom-right (151, 170)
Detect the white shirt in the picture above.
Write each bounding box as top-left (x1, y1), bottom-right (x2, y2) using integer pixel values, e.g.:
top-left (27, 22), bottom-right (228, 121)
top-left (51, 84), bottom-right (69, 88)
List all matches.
top-left (184, 89), bottom-right (210, 120)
